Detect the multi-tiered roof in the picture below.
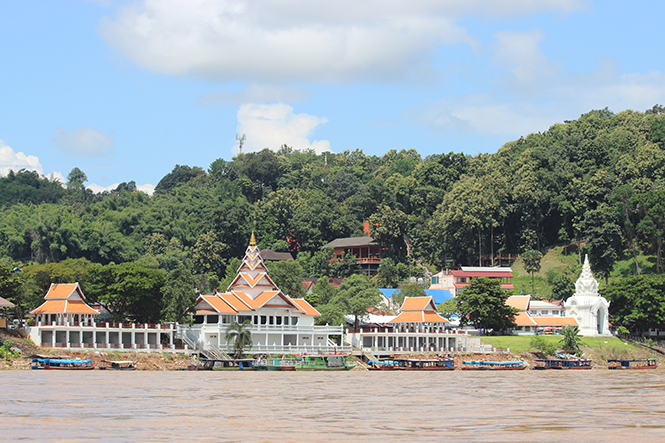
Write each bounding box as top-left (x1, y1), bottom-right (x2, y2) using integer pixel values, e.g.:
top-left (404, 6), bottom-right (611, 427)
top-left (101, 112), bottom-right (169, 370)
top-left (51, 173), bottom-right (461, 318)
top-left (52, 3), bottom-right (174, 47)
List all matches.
top-left (194, 234), bottom-right (319, 317)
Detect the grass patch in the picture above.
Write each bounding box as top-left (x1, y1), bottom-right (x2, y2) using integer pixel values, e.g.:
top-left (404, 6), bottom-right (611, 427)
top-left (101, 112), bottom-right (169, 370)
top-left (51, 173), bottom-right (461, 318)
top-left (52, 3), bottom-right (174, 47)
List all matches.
top-left (481, 335), bottom-right (637, 355)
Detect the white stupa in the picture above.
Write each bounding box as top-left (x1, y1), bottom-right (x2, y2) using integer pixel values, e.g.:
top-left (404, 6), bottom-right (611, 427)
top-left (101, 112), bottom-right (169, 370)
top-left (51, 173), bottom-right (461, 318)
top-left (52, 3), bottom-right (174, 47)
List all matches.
top-left (564, 254), bottom-right (611, 336)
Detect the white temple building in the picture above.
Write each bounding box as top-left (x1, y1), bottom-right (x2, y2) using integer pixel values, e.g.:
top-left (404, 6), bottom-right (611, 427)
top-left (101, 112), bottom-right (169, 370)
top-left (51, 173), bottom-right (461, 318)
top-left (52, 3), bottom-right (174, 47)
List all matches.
top-left (564, 255), bottom-right (611, 336)
top-left (179, 234), bottom-right (347, 356)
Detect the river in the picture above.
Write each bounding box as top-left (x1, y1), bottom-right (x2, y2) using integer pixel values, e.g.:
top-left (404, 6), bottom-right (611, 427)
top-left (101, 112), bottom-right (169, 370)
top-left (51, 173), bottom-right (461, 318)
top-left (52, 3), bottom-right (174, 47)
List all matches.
top-left (2, 370), bottom-right (664, 442)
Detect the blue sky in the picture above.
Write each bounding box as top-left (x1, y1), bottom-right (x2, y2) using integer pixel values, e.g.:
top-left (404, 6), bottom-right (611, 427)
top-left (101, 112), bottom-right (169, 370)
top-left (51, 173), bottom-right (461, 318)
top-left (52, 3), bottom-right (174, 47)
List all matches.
top-left (1, 0), bottom-right (665, 194)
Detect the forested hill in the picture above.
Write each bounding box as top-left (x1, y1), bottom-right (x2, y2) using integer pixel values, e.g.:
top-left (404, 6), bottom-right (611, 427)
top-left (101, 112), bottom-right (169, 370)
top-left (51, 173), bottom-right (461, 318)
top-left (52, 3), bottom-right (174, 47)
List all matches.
top-left (2, 106), bottom-right (665, 285)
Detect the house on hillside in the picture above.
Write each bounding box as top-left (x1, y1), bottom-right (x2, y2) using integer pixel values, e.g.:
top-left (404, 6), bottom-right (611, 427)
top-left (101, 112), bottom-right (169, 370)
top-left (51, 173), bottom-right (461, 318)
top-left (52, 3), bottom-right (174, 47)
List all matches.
top-left (430, 266), bottom-right (514, 295)
top-left (321, 236), bottom-right (386, 275)
top-left (506, 295), bottom-right (578, 335)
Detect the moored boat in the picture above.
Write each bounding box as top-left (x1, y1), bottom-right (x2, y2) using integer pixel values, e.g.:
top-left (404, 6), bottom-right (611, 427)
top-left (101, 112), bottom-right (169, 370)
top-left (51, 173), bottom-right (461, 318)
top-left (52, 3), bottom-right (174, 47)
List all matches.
top-left (99, 360), bottom-right (137, 370)
top-left (253, 356), bottom-right (296, 371)
top-left (294, 353), bottom-right (353, 371)
top-left (369, 358), bottom-right (454, 370)
top-left (460, 360), bottom-right (527, 370)
top-left (607, 358), bottom-right (659, 369)
top-left (532, 358), bottom-right (592, 370)
top-left (32, 358), bottom-right (95, 370)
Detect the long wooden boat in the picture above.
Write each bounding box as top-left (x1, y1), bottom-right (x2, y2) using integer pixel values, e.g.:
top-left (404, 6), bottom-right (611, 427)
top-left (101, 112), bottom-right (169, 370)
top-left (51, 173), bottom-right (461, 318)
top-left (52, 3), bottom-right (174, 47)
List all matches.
top-left (293, 353), bottom-right (353, 371)
top-left (369, 358), bottom-right (455, 371)
top-left (532, 358), bottom-right (592, 370)
top-left (460, 360), bottom-right (527, 370)
top-left (607, 358), bottom-right (659, 369)
top-left (32, 358), bottom-right (95, 370)
top-left (253, 357), bottom-right (296, 371)
top-left (99, 360), bottom-right (137, 370)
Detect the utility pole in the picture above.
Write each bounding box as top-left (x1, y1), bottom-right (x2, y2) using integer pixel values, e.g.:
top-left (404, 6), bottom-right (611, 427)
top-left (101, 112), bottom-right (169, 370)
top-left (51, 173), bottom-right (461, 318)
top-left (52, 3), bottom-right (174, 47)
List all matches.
top-left (236, 133), bottom-right (246, 154)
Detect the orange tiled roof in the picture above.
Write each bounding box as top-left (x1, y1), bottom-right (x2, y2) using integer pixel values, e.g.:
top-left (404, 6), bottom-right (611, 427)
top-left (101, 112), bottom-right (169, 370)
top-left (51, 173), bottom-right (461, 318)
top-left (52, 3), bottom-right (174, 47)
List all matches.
top-left (389, 310), bottom-right (448, 324)
top-left (506, 295), bottom-right (530, 311)
top-left (532, 316), bottom-right (579, 326)
top-left (199, 295), bottom-right (238, 314)
top-left (291, 299), bottom-right (321, 316)
top-left (44, 283), bottom-right (82, 300)
top-left (513, 311), bottom-right (537, 326)
top-left (218, 292), bottom-right (252, 311)
top-left (31, 299), bottom-right (99, 315)
top-left (400, 296), bottom-right (435, 311)
top-left (248, 291), bottom-right (288, 309)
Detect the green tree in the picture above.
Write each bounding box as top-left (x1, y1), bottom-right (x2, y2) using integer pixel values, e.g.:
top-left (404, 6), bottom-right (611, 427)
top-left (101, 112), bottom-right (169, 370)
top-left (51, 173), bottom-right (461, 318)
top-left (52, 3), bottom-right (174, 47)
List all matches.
top-left (0, 263), bottom-right (23, 317)
top-left (266, 260), bottom-right (304, 298)
top-left (559, 326), bottom-right (582, 354)
top-left (376, 257), bottom-right (399, 288)
top-left (437, 298), bottom-right (458, 320)
top-left (580, 205), bottom-right (623, 284)
top-left (332, 274), bottom-right (382, 330)
top-left (530, 335), bottom-right (557, 356)
top-left (550, 274), bottom-right (575, 301)
top-left (603, 275), bottom-right (665, 330)
top-left (66, 167), bottom-right (87, 191)
top-left (87, 263), bottom-right (165, 323)
top-left (218, 258), bottom-right (241, 292)
top-left (191, 231), bottom-right (228, 278)
top-left (160, 265), bottom-right (198, 323)
top-left (225, 319), bottom-right (252, 358)
top-left (392, 283), bottom-right (427, 310)
top-left (309, 277), bottom-right (336, 306)
top-left (522, 250), bottom-right (543, 295)
top-left (456, 277), bottom-right (517, 334)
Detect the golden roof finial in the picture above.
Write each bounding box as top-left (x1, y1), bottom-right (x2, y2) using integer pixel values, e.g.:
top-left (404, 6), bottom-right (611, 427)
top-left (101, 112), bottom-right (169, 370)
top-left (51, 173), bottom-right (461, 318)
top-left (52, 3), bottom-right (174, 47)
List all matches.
top-left (250, 231), bottom-right (256, 246)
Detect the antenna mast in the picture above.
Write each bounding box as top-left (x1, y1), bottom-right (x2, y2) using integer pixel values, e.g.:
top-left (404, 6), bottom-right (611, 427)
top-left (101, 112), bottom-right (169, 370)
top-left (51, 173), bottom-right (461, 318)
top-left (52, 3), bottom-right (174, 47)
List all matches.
top-left (236, 133), bottom-right (246, 153)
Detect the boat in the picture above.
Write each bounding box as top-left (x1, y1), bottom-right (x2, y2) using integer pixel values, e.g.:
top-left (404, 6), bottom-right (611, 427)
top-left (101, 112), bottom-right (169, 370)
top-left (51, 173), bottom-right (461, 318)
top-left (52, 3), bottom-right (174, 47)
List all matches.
top-left (368, 358), bottom-right (455, 371)
top-left (532, 358), bottom-right (592, 370)
top-left (460, 360), bottom-right (527, 370)
top-left (607, 358), bottom-right (659, 369)
top-left (99, 360), bottom-right (137, 370)
top-left (293, 353), bottom-right (353, 371)
top-left (32, 358), bottom-right (95, 370)
top-left (253, 356), bottom-right (296, 371)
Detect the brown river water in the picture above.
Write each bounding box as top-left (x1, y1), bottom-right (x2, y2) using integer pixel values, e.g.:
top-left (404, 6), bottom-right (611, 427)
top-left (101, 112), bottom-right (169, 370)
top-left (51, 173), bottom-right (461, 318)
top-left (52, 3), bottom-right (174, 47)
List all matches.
top-left (2, 370), bottom-right (665, 442)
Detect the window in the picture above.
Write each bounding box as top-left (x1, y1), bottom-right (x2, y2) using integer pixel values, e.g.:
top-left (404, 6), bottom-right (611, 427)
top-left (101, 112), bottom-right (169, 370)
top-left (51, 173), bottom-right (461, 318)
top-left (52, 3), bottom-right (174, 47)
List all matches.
top-left (276, 316), bottom-right (282, 325)
top-left (432, 276), bottom-right (439, 284)
top-left (269, 316), bottom-right (274, 325)
top-left (207, 315), bottom-right (219, 324)
top-left (261, 316), bottom-right (267, 325)
top-left (291, 317), bottom-right (298, 326)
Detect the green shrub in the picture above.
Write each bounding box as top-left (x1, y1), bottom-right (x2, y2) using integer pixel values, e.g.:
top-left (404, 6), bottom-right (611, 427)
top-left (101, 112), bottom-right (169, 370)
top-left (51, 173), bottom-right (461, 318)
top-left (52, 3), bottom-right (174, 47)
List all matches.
top-left (529, 336), bottom-right (557, 356)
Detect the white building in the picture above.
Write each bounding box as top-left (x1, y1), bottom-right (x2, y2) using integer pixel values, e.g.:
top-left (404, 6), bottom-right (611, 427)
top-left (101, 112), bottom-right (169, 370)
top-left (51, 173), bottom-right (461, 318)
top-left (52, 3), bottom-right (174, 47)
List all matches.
top-left (28, 283), bottom-right (178, 350)
top-left (179, 234), bottom-right (347, 356)
top-left (507, 295), bottom-right (578, 335)
top-left (564, 255), bottom-right (611, 336)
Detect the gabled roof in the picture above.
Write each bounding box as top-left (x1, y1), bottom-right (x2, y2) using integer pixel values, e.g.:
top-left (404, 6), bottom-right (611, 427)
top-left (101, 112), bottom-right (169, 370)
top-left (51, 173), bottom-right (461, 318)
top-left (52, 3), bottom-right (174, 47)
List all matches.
top-left (291, 299), bottom-right (321, 316)
top-left (229, 272), bottom-right (277, 290)
top-left (196, 295), bottom-right (238, 314)
top-left (513, 311), bottom-right (537, 326)
top-left (218, 292), bottom-right (252, 312)
top-left (44, 283), bottom-right (86, 300)
top-left (506, 295), bottom-right (531, 311)
top-left (31, 299), bottom-right (99, 315)
top-left (322, 236), bottom-right (378, 249)
top-left (400, 296), bottom-right (436, 311)
top-left (389, 310), bottom-right (449, 324)
top-left (260, 249), bottom-right (293, 261)
top-left (0, 296), bottom-right (15, 308)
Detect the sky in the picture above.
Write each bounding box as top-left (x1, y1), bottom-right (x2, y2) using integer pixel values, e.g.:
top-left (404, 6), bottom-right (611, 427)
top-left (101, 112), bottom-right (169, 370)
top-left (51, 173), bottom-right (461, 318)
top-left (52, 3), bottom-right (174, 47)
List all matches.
top-left (2, 0), bottom-right (665, 195)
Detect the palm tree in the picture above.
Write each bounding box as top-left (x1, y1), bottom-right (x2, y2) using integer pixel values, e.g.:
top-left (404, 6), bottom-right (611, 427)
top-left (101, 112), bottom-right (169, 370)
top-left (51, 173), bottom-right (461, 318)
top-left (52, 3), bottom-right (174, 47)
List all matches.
top-left (225, 320), bottom-right (252, 359)
top-left (559, 326), bottom-right (582, 355)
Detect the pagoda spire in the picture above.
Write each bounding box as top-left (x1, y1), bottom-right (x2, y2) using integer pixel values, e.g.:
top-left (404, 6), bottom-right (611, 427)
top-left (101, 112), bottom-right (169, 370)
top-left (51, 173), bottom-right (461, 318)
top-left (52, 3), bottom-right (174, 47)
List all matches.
top-left (250, 231), bottom-right (256, 246)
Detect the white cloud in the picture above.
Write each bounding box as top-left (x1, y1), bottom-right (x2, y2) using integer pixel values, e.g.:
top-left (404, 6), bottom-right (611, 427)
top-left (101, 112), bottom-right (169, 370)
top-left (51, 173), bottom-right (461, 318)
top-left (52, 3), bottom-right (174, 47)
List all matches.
top-left (52, 127), bottom-right (114, 157)
top-left (99, 0), bottom-right (583, 83)
top-left (87, 182), bottom-right (155, 196)
top-left (236, 103), bottom-right (330, 154)
top-left (0, 140), bottom-right (44, 176)
top-left (197, 85), bottom-right (310, 106)
top-left (47, 171), bottom-right (66, 185)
